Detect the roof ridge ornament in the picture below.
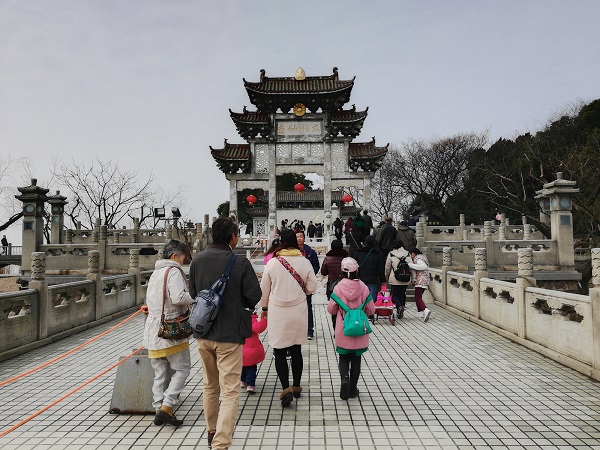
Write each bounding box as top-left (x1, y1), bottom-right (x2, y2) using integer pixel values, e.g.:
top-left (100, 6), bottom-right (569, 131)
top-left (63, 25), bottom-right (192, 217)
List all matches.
top-left (332, 67), bottom-right (338, 80)
top-left (294, 67), bottom-right (306, 81)
top-left (260, 69), bottom-right (266, 81)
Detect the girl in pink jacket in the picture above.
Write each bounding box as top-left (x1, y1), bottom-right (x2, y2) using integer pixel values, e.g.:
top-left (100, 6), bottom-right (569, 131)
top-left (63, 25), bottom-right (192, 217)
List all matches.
top-left (241, 313), bottom-right (268, 393)
top-left (327, 257), bottom-right (376, 400)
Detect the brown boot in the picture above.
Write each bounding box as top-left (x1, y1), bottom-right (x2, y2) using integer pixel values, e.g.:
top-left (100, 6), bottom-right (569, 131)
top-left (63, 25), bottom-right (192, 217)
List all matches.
top-left (292, 385), bottom-right (303, 398)
top-left (280, 387), bottom-right (294, 407)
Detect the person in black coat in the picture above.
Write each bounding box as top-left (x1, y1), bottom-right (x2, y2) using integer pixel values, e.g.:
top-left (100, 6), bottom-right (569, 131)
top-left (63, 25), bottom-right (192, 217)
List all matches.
top-left (354, 235), bottom-right (384, 305)
top-left (347, 227), bottom-right (362, 258)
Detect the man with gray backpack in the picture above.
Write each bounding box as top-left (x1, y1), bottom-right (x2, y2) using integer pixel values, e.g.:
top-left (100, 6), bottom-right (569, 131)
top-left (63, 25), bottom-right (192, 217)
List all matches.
top-left (188, 217), bottom-right (262, 449)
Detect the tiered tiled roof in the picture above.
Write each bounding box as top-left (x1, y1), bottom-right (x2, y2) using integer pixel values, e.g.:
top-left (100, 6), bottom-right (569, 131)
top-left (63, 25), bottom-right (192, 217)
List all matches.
top-left (243, 67), bottom-right (354, 113)
top-left (209, 140), bottom-right (251, 174)
top-left (229, 107), bottom-right (272, 140)
top-left (330, 106), bottom-right (368, 138)
top-left (348, 137), bottom-right (389, 172)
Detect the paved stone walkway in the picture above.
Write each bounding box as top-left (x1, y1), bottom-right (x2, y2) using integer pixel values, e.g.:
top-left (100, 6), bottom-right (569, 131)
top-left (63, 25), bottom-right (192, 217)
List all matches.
top-left (2, 287), bottom-right (600, 449)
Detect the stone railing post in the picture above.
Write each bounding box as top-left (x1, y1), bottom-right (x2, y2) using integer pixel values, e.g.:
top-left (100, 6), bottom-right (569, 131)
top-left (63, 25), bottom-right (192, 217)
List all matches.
top-left (590, 249), bottom-right (600, 377)
top-left (28, 252), bottom-right (49, 339)
top-left (92, 218), bottom-right (101, 243)
top-left (498, 224), bottom-right (506, 240)
top-left (128, 248), bottom-right (143, 306)
top-left (473, 248), bottom-right (488, 320)
top-left (419, 216), bottom-right (428, 241)
top-left (87, 250), bottom-right (103, 320)
top-left (165, 224), bottom-right (173, 241)
top-left (416, 222), bottom-right (425, 248)
top-left (207, 216), bottom-right (215, 246)
top-left (459, 214), bottom-right (466, 238)
top-left (463, 229), bottom-right (469, 241)
top-left (98, 225), bottom-right (107, 273)
top-left (197, 223), bottom-right (204, 256)
top-left (484, 221), bottom-right (492, 238)
top-left (132, 218), bottom-right (140, 243)
top-left (484, 220), bottom-right (494, 270)
top-left (65, 229), bottom-right (74, 244)
top-left (523, 223), bottom-right (532, 241)
top-left (441, 247), bottom-right (452, 305)
top-left (516, 248), bottom-right (536, 339)
top-left (113, 231), bottom-right (120, 244)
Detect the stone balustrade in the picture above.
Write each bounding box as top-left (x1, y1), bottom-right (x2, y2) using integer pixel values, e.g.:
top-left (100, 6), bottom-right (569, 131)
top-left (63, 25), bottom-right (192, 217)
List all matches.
top-left (0, 251), bottom-right (149, 362)
top-left (424, 239), bottom-right (558, 271)
top-left (429, 246), bottom-right (600, 381)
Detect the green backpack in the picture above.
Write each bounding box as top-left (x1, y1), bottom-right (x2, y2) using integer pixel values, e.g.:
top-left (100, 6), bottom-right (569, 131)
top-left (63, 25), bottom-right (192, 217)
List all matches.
top-left (331, 292), bottom-right (373, 337)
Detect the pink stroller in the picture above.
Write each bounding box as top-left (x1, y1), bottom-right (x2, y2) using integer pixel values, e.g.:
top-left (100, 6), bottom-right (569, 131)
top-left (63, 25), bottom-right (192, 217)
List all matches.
top-left (372, 283), bottom-right (395, 326)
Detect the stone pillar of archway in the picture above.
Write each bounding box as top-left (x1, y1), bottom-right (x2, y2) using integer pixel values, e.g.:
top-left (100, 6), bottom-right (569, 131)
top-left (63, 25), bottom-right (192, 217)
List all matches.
top-left (324, 141), bottom-right (332, 229)
top-left (268, 142), bottom-right (277, 236)
top-left (229, 179), bottom-right (238, 219)
top-left (363, 177), bottom-right (371, 212)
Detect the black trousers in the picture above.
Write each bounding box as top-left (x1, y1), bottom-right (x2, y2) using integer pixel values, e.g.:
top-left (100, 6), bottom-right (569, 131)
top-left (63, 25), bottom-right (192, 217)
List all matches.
top-left (339, 353), bottom-right (362, 390)
top-left (273, 345), bottom-right (303, 389)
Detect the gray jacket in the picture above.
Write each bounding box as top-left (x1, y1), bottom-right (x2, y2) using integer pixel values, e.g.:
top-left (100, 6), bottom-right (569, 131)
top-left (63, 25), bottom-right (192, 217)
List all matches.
top-left (396, 225), bottom-right (416, 251)
top-left (189, 244), bottom-right (262, 344)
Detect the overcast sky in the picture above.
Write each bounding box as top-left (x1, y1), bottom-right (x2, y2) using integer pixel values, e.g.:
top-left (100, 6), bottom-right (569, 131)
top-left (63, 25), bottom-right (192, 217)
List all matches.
top-left (2, 0), bottom-right (600, 244)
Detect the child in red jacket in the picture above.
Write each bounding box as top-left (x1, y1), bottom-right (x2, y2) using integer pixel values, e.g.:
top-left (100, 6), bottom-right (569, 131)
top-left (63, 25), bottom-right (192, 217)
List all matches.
top-left (241, 313), bottom-right (268, 393)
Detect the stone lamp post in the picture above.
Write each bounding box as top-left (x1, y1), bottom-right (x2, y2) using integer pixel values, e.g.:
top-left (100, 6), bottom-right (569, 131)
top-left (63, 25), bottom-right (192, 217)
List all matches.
top-left (46, 190), bottom-right (68, 244)
top-left (15, 179), bottom-right (49, 275)
top-left (535, 172), bottom-right (579, 270)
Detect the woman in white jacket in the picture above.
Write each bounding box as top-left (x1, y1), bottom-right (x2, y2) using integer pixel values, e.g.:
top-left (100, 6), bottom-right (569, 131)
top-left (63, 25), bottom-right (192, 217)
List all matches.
top-left (384, 240), bottom-right (411, 318)
top-left (143, 240), bottom-right (193, 427)
top-left (407, 247), bottom-right (432, 322)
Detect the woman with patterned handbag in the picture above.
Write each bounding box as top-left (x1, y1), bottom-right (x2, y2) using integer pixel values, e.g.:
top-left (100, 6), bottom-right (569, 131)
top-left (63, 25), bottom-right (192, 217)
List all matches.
top-left (143, 240), bottom-right (194, 427)
top-left (259, 229), bottom-right (318, 407)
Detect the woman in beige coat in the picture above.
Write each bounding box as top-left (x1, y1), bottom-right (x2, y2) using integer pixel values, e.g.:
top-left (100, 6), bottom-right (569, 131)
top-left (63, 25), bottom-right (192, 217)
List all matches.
top-left (260, 229), bottom-right (318, 407)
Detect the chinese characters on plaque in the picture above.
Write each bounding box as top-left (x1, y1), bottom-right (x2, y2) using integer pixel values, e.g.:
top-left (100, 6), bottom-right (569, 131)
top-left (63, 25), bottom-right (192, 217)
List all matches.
top-left (277, 121), bottom-right (322, 138)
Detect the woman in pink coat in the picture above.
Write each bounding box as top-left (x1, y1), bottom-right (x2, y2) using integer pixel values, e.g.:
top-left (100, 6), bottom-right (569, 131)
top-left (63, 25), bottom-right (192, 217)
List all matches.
top-left (241, 313), bottom-right (267, 394)
top-left (327, 257), bottom-right (376, 400)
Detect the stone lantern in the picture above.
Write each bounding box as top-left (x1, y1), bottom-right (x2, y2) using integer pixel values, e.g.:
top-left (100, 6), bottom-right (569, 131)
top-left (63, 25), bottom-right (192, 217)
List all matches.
top-left (535, 172), bottom-right (579, 270)
top-left (15, 178), bottom-right (49, 275)
top-left (46, 190), bottom-right (68, 244)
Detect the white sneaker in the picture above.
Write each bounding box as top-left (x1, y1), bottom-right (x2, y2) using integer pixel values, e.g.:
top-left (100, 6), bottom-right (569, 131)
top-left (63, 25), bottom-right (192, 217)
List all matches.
top-left (423, 308), bottom-right (431, 323)
top-left (416, 311), bottom-right (423, 318)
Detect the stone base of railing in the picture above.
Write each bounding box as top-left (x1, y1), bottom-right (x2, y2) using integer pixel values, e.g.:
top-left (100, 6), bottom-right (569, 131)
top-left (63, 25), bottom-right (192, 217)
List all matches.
top-left (0, 305), bottom-right (139, 364)
top-left (428, 294), bottom-right (600, 382)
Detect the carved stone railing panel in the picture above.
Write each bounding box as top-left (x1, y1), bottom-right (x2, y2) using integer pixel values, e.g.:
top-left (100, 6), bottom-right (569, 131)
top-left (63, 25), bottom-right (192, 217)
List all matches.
top-left (446, 271), bottom-right (475, 315)
top-left (525, 287), bottom-right (591, 364)
top-left (47, 281), bottom-right (96, 336)
top-left (101, 274), bottom-right (136, 316)
top-left (479, 278), bottom-right (518, 334)
top-left (0, 290), bottom-right (38, 352)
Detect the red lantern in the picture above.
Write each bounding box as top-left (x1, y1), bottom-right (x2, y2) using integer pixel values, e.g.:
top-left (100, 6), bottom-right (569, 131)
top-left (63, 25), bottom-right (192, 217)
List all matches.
top-left (294, 183), bottom-right (305, 193)
top-left (246, 194), bottom-right (257, 206)
top-left (342, 194), bottom-right (353, 204)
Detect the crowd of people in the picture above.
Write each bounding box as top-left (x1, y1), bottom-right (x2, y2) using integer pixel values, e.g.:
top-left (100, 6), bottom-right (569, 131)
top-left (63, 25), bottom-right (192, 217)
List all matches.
top-left (143, 213), bottom-right (431, 449)
top-left (276, 218), bottom-right (325, 241)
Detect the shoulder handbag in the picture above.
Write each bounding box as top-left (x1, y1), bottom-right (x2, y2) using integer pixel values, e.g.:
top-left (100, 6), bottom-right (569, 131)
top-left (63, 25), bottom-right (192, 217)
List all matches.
top-left (190, 253), bottom-right (238, 337)
top-left (158, 266), bottom-right (193, 340)
top-left (277, 256), bottom-right (306, 292)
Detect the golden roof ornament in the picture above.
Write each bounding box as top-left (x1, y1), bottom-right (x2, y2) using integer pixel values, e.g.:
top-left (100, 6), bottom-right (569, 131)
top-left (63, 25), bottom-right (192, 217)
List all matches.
top-left (294, 67), bottom-right (306, 81)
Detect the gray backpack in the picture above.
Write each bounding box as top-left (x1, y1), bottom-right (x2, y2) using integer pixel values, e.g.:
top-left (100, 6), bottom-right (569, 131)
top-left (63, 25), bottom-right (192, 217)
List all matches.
top-left (190, 254), bottom-right (237, 337)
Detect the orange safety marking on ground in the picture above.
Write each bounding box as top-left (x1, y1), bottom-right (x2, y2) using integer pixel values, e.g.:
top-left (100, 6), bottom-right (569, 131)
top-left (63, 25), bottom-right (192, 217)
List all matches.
top-left (0, 346), bottom-right (144, 437)
top-left (0, 306), bottom-right (144, 387)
